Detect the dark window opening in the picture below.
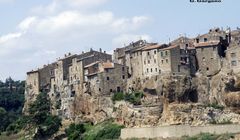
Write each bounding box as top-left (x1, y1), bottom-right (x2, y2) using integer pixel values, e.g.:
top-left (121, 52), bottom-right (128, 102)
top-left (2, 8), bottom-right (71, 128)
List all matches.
top-left (117, 87), bottom-right (121, 92)
top-left (204, 38), bottom-right (208, 42)
top-left (196, 38), bottom-right (199, 43)
top-left (147, 52), bottom-right (150, 55)
top-left (122, 75), bottom-right (125, 79)
top-left (107, 77), bottom-right (110, 80)
top-left (71, 91), bottom-right (76, 97)
top-left (99, 88), bottom-right (101, 92)
top-left (110, 89), bottom-right (113, 92)
top-left (231, 60), bottom-right (237, 66)
top-left (206, 67), bottom-right (209, 71)
top-left (154, 51), bottom-right (156, 54)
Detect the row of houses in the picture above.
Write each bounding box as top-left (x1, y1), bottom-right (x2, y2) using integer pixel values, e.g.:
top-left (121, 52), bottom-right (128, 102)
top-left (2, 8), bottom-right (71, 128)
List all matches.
top-left (25, 27), bottom-right (240, 109)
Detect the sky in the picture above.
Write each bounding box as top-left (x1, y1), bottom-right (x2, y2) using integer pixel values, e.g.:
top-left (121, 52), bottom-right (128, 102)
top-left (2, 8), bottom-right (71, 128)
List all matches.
top-left (0, 0), bottom-right (239, 80)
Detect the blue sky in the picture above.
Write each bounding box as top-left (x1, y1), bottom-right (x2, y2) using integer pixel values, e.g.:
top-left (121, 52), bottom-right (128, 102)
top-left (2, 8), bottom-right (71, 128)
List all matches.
top-left (0, 0), bottom-right (239, 80)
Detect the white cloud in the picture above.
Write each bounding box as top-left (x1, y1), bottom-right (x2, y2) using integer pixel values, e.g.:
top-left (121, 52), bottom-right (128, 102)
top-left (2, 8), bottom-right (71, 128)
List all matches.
top-left (18, 16), bottom-right (37, 30)
top-left (0, 0), bottom-right (151, 80)
top-left (0, 32), bottom-right (23, 44)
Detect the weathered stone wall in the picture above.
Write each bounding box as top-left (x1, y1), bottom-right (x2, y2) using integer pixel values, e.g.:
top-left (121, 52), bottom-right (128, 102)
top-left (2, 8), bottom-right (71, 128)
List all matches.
top-left (23, 71), bottom-right (39, 113)
top-left (226, 43), bottom-right (240, 74)
top-left (142, 49), bottom-right (160, 78)
top-left (196, 45), bottom-right (221, 76)
top-left (121, 124), bottom-right (240, 139)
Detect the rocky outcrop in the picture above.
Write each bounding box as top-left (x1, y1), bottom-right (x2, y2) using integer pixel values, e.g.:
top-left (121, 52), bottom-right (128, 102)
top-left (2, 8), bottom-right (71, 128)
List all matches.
top-left (159, 103), bottom-right (240, 126)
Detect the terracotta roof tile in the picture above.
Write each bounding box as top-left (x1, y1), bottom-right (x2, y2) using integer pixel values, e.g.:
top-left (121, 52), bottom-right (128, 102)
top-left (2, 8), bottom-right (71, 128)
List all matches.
top-left (142, 44), bottom-right (162, 51)
top-left (159, 45), bottom-right (179, 51)
top-left (102, 62), bottom-right (114, 69)
top-left (194, 41), bottom-right (220, 48)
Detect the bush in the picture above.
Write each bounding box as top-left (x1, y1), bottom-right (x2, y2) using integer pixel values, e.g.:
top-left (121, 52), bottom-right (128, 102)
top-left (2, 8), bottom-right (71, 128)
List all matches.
top-left (65, 123), bottom-right (86, 140)
top-left (28, 93), bottom-right (61, 138)
top-left (35, 115), bottom-right (62, 138)
top-left (112, 92), bottom-right (144, 105)
top-left (112, 92), bottom-right (125, 102)
top-left (206, 103), bottom-right (224, 111)
top-left (95, 123), bottom-right (124, 139)
top-left (6, 116), bottom-right (31, 134)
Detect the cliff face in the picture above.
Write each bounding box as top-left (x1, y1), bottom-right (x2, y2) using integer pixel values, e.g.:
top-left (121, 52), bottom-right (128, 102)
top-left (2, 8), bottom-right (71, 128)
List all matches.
top-left (23, 69), bottom-right (240, 128)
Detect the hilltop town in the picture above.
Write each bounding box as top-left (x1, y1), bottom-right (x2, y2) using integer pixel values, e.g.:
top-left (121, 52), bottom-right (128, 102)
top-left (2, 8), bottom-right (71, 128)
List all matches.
top-left (23, 27), bottom-right (240, 128)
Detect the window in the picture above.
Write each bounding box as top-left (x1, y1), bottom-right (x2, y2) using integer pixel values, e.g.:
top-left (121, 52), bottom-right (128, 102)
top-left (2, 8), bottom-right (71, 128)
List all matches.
top-left (154, 50), bottom-right (156, 54)
top-left (147, 52), bottom-right (150, 55)
top-left (206, 67), bottom-right (209, 71)
top-left (178, 65), bottom-right (180, 72)
top-left (231, 60), bottom-right (237, 66)
top-left (110, 89), bottom-right (113, 92)
top-left (161, 52), bottom-right (163, 57)
top-left (107, 77), bottom-right (110, 80)
top-left (154, 59), bottom-right (156, 63)
top-left (155, 68), bottom-right (157, 72)
top-left (99, 88), bottom-right (101, 92)
top-left (148, 60), bottom-right (150, 64)
top-left (117, 87), bottom-right (121, 92)
top-left (204, 38), bottom-right (208, 42)
top-left (165, 51), bottom-right (168, 56)
top-left (231, 53), bottom-right (236, 58)
top-left (201, 48), bottom-right (204, 51)
top-left (196, 38), bottom-right (199, 43)
top-left (106, 69), bottom-right (109, 73)
top-left (147, 68), bottom-right (149, 73)
top-left (122, 67), bottom-right (125, 71)
top-left (151, 68), bottom-right (153, 72)
top-left (166, 59), bottom-right (168, 63)
top-left (161, 60), bottom-right (164, 64)
top-left (122, 75), bottom-right (125, 79)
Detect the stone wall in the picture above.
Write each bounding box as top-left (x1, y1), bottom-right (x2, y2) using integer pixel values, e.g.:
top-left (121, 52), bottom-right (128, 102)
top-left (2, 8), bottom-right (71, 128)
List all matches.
top-left (121, 124), bottom-right (240, 139)
top-left (196, 45), bottom-right (222, 76)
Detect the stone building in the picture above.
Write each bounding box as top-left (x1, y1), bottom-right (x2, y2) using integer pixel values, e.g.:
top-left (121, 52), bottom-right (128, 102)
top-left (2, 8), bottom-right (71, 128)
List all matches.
top-left (170, 37), bottom-right (197, 75)
top-left (24, 63), bottom-right (57, 113)
top-left (195, 41), bottom-right (224, 76)
top-left (158, 45), bottom-right (191, 75)
top-left (194, 28), bottom-right (230, 76)
top-left (225, 42), bottom-right (240, 73)
top-left (84, 61), bottom-right (128, 95)
top-left (141, 44), bottom-right (167, 77)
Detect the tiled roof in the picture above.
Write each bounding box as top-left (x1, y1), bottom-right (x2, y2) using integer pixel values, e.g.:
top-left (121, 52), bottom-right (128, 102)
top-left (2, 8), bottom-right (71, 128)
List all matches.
top-left (102, 62), bottom-right (114, 69)
top-left (194, 41), bottom-right (220, 48)
top-left (142, 44), bottom-right (162, 51)
top-left (159, 45), bottom-right (179, 51)
top-left (84, 61), bottom-right (100, 68)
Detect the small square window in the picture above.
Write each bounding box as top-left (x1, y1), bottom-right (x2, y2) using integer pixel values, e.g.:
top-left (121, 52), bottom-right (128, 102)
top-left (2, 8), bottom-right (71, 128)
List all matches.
top-left (107, 77), bottom-right (110, 80)
top-left (231, 60), bottom-right (237, 66)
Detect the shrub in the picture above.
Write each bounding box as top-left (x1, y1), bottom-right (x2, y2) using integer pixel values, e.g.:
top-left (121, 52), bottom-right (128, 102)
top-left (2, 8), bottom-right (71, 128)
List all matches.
top-left (206, 103), bottom-right (224, 110)
top-left (112, 92), bottom-right (124, 102)
top-left (65, 123), bottom-right (86, 140)
top-left (112, 92), bottom-right (144, 105)
top-left (95, 123), bottom-right (124, 139)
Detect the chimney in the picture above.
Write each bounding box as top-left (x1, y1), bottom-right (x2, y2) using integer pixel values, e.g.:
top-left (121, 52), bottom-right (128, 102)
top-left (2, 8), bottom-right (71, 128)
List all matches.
top-left (99, 48), bottom-right (102, 52)
top-left (64, 54), bottom-right (67, 57)
top-left (82, 51), bottom-right (84, 54)
top-left (90, 48), bottom-right (93, 52)
top-left (104, 51), bottom-right (106, 53)
top-left (68, 52), bottom-right (71, 56)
